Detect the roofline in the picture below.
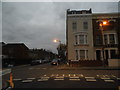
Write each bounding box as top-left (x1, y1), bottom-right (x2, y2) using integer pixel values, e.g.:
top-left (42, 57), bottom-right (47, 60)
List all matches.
top-left (7, 43), bottom-right (25, 45)
top-left (92, 12), bottom-right (119, 15)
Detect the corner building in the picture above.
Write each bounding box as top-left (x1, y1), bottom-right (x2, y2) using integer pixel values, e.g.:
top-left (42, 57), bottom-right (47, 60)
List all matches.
top-left (66, 8), bottom-right (119, 65)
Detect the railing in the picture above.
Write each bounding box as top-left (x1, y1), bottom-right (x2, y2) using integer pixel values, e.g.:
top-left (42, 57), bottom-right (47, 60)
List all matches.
top-left (95, 44), bottom-right (118, 48)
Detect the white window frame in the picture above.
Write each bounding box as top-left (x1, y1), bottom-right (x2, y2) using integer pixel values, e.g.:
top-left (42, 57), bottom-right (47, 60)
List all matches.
top-left (74, 33), bottom-right (87, 45)
top-left (103, 33), bottom-right (117, 45)
top-left (75, 49), bottom-right (88, 60)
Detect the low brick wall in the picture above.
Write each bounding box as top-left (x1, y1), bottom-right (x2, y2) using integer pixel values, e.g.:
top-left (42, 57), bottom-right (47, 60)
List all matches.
top-left (108, 59), bottom-right (120, 67)
top-left (68, 60), bottom-right (102, 67)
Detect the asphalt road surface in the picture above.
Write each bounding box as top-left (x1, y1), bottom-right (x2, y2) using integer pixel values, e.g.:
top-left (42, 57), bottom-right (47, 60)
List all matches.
top-left (2, 63), bottom-right (120, 89)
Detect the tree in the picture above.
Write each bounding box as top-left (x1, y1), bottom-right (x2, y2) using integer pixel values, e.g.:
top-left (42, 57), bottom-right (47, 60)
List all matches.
top-left (57, 44), bottom-right (67, 61)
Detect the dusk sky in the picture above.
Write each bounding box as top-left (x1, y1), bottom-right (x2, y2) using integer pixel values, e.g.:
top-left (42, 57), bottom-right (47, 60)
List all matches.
top-left (1, 1), bottom-right (119, 53)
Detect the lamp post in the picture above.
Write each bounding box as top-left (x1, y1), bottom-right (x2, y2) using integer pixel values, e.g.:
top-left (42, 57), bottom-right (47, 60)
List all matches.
top-left (99, 21), bottom-right (107, 67)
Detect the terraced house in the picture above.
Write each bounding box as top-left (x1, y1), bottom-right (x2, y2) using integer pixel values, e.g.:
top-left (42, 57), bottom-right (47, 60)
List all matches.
top-left (66, 8), bottom-right (120, 66)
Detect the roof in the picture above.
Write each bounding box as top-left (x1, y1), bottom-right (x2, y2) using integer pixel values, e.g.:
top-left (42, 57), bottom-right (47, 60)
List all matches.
top-left (67, 8), bottom-right (92, 14)
top-left (3, 43), bottom-right (29, 50)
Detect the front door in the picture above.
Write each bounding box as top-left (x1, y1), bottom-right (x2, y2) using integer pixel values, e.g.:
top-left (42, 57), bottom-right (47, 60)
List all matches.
top-left (105, 50), bottom-right (108, 65)
top-left (96, 50), bottom-right (101, 60)
top-left (105, 50), bottom-right (108, 60)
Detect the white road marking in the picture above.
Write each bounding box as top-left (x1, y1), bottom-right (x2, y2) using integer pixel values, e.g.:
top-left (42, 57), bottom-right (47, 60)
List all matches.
top-left (55, 77), bottom-right (64, 79)
top-left (101, 77), bottom-right (111, 79)
top-left (13, 79), bottom-right (22, 81)
top-left (37, 79), bottom-right (48, 81)
top-left (79, 74), bottom-right (84, 77)
top-left (117, 78), bottom-right (120, 80)
top-left (69, 79), bottom-right (80, 81)
top-left (54, 79), bottom-right (64, 80)
top-left (41, 77), bottom-right (50, 79)
top-left (86, 79), bottom-right (97, 82)
top-left (22, 80), bottom-right (33, 83)
top-left (26, 78), bottom-right (36, 80)
top-left (104, 80), bottom-right (115, 83)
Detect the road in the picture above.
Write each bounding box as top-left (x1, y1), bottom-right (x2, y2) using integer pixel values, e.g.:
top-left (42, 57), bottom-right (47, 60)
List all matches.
top-left (2, 63), bottom-right (120, 89)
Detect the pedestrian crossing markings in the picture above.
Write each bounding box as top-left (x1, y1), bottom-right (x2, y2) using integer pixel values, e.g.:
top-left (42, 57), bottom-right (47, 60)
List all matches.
top-left (13, 74), bottom-right (119, 83)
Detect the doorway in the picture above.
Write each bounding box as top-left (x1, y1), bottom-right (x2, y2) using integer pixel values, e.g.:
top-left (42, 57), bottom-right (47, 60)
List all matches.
top-left (96, 50), bottom-right (101, 60)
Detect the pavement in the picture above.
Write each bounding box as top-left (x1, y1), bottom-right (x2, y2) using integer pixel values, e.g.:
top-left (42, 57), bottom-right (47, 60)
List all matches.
top-left (0, 69), bottom-right (11, 76)
top-left (1, 63), bottom-right (120, 72)
top-left (57, 64), bottom-right (120, 70)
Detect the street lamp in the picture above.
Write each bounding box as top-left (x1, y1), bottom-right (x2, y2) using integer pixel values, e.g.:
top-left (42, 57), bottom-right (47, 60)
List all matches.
top-left (99, 20), bottom-right (108, 67)
top-left (53, 39), bottom-right (62, 57)
top-left (53, 39), bottom-right (61, 44)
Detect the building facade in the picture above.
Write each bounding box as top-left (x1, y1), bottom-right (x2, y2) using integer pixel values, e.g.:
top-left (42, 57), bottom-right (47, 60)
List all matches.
top-left (92, 13), bottom-right (119, 65)
top-left (2, 43), bottom-right (30, 65)
top-left (66, 8), bottom-right (120, 66)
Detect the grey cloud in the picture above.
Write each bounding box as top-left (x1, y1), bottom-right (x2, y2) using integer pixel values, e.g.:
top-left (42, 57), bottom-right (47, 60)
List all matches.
top-left (2, 2), bottom-right (118, 53)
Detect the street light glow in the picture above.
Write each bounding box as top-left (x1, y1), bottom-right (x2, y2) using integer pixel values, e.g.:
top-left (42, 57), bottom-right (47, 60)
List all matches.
top-left (53, 39), bottom-right (61, 43)
top-left (99, 23), bottom-right (102, 27)
top-left (103, 21), bottom-right (107, 25)
top-left (53, 39), bottom-right (57, 43)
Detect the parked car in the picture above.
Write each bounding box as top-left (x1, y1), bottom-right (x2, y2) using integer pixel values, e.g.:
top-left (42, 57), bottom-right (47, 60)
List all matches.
top-left (30, 60), bottom-right (42, 66)
top-left (8, 64), bottom-right (14, 68)
top-left (51, 59), bottom-right (59, 65)
top-left (4, 62), bottom-right (15, 68)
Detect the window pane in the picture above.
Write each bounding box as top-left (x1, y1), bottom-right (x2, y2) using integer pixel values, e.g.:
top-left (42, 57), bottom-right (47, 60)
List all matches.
top-left (79, 35), bottom-right (84, 44)
top-left (104, 35), bottom-right (108, 45)
top-left (75, 35), bottom-right (78, 45)
top-left (85, 35), bottom-right (87, 44)
top-left (83, 22), bottom-right (88, 30)
top-left (96, 35), bottom-right (102, 45)
top-left (109, 34), bottom-right (115, 44)
top-left (80, 50), bottom-right (85, 59)
top-left (72, 22), bottom-right (77, 31)
top-left (86, 50), bottom-right (88, 59)
top-left (75, 50), bottom-right (78, 60)
top-left (110, 50), bottom-right (116, 59)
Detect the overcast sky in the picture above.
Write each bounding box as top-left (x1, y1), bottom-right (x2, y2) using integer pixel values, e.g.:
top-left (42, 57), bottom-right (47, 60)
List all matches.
top-left (2, 2), bottom-right (119, 53)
